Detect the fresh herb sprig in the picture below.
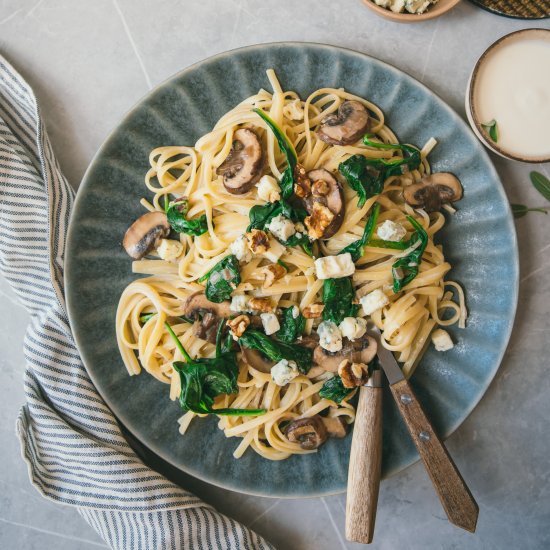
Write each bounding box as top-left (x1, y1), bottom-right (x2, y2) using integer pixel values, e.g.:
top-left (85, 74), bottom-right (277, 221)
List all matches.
top-left (481, 119), bottom-right (498, 143)
top-left (512, 171), bottom-right (550, 219)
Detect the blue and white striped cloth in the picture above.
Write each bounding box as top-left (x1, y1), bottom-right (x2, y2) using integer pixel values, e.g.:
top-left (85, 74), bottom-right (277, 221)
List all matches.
top-left (0, 53), bottom-right (274, 550)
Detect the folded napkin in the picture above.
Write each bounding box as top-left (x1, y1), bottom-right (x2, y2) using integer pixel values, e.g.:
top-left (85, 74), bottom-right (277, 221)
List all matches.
top-left (0, 53), bottom-right (274, 550)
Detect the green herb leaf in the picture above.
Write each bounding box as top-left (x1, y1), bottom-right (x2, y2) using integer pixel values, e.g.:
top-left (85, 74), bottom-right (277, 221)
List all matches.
top-left (367, 239), bottom-right (409, 250)
top-left (167, 198), bottom-right (209, 236)
top-left (139, 312), bottom-right (193, 325)
top-left (340, 203), bottom-right (380, 261)
top-left (203, 255), bottom-right (241, 303)
top-left (481, 119), bottom-right (498, 143)
top-left (322, 277), bottom-right (359, 325)
top-left (338, 155), bottom-right (382, 208)
top-left (391, 216), bottom-right (428, 293)
top-left (239, 329), bottom-right (312, 373)
top-left (511, 204), bottom-right (548, 219)
top-left (362, 135), bottom-right (421, 177)
top-left (253, 108), bottom-right (297, 199)
top-left (530, 171), bottom-right (550, 202)
top-left (277, 307), bottom-right (306, 343)
top-left (319, 376), bottom-right (353, 404)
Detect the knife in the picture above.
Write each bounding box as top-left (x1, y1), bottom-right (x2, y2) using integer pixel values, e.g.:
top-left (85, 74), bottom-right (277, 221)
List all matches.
top-left (345, 368), bottom-right (383, 544)
top-left (369, 326), bottom-right (479, 533)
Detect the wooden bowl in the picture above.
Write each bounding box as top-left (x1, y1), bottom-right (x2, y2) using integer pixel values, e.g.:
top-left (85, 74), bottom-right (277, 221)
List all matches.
top-left (362, 0), bottom-right (461, 22)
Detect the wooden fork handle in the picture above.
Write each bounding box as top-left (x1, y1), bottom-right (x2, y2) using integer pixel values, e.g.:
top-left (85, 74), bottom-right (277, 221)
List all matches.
top-left (346, 384), bottom-right (383, 544)
top-left (389, 379), bottom-right (479, 533)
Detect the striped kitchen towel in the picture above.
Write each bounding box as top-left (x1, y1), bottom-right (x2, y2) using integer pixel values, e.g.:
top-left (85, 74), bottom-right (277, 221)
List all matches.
top-left (0, 53), bottom-right (274, 550)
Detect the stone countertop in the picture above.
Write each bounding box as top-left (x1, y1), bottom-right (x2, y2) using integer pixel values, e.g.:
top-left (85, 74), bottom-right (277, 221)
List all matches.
top-left (0, 1), bottom-right (548, 549)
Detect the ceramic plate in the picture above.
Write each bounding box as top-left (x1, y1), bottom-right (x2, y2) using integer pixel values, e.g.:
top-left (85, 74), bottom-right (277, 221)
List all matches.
top-left (65, 43), bottom-right (518, 497)
top-left (468, 0), bottom-right (549, 19)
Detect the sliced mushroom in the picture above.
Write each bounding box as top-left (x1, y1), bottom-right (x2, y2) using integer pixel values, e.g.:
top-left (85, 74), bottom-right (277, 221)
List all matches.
top-left (313, 334), bottom-right (377, 372)
top-left (317, 100), bottom-right (369, 146)
top-left (285, 415), bottom-right (328, 450)
top-left (321, 416), bottom-right (348, 438)
top-left (216, 128), bottom-right (263, 194)
top-left (123, 211), bottom-right (170, 260)
top-left (183, 291), bottom-right (231, 344)
top-left (304, 169), bottom-right (345, 239)
top-left (403, 173), bottom-right (463, 212)
top-left (240, 347), bottom-right (274, 373)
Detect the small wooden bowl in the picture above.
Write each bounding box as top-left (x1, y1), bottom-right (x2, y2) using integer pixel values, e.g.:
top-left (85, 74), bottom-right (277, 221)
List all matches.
top-left (362, 0), bottom-right (461, 22)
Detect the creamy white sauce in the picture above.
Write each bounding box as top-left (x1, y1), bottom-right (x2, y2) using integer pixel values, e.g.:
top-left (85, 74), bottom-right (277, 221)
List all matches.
top-left (474, 37), bottom-right (550, 158)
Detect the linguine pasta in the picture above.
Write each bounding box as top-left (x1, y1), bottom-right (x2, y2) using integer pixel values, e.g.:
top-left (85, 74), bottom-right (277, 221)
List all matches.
top-left (116, 69), bottom-right (466, 460)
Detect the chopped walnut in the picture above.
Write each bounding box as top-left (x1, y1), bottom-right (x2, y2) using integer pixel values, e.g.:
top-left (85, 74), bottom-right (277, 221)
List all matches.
top-left (338, 360), bottom-right (369, 388)
top-left (294, 164), bottom-right (311, 198)
top-left (262, 263), bottom-right (287, 288)
top-left (246, 229), bottom-right (270, 254)
top-left (227, 315), bottom-right (250, 339)
top-left (302, 303), bottom-right (325, 319)
top-left (304, 202), bottom-right (335, 239)
top-left (248, 297), bottom-right (273, 313)
top-left (312, 179), bottom-right (330, 197)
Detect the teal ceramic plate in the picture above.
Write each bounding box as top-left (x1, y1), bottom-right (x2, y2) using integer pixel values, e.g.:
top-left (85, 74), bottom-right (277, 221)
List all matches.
top-left (65, 43), bottom-right (518, 497)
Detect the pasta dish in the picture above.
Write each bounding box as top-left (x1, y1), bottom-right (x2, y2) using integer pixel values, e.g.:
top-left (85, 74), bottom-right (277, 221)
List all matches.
top-left (116, 69), bottom-right (466, 460)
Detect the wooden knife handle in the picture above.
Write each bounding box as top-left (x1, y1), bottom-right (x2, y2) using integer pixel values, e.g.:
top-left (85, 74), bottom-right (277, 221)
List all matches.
top-left (389, 379), bottom-right (479, 533)
top-left (346, 385), bottom-right (383, 544)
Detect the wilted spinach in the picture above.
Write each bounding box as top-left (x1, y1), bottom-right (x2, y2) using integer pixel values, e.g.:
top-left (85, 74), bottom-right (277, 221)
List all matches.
top-left (167, 198), bottom-right (208, 236)
top-left (319, 376), bottom-right (353, 404)
top-left (277, 307), bottom-right (306, 343)
top-left (391, 216), bottom-right (428, 292)
top-left (239, 329), bottom-right (312, 373)
top-left (340, 203), bottom-right (380, 261)
top-left (322, 277), bottom-right (359, 325)
top-left (201, 254), bottom-right (241, 303)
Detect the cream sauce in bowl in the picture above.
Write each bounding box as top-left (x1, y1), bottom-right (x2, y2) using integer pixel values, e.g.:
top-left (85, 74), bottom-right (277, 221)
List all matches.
top-left (467, 29), bottom-right (550, 163)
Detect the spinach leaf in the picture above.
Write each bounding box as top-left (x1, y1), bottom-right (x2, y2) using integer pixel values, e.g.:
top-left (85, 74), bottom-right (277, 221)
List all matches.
top-left (203, 255), bottom-right (241, 303)
top-left (367, 239), bottom-right (409, 250)
top-left (362, 135), bottom-right (421, 177)
top-left (139, 312), bottom-right (193, 325)
top-left (277, 307), bottom-right (306, 343)
top-left (391, 216), bottom-right (428, 293)
top-left (319, 376), bottom-right (353, 404)
top-left (283, 231), bottom-right (313, 257)
top-left (338, 155), bottom-right (383, 208)
top-left (340, 203), bottom-right (380, 261)
top-left (239, 329), bottom-right (312, 373)
top-left (253, 108), bottom-right (297, 199)
top-left (167, 321), bottom-right (265, 416)
top-left (167, 198), bottom-right (208, 236)
top-left (322, 277), bottom-right (359, 325)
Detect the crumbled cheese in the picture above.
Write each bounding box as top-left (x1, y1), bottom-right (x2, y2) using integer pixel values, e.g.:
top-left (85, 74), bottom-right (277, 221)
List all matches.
top-left (230, 294), bottom-right (251, 313)
top-left (339, 317), bottom-right (367, 341)
top-left (377, 220), bottom-right (407, 242)
top-left (261, 312), bottom-right (280, 335)
top-left (291, 305), bottom-right (300, 319)
top-left (314, 253), bottom-right (356, 280)
top-left (373, 0), bottom-right (437, 13)
top-left (256, 175), bottom-right (281, 203)
top-left (283, 99), bottom-right (304, 121)
top-left (262, 238), bottom-right (286, 263)
top-left (156, 239), bottom-right (183, 262)
top-left (432, 329), bottom-right (454, 352)
top-left (317, 321), bottom-right (343, 353)
top-left (360, 289), bottom-right (389, 316)
top-left (229, 235), bottom-right (252, 262)
top-left (267, 214), bottom-right (296, 242)
top-left (390, 0), bottom-right (405, 11)
top-left (271, 359), bottom-right (300, 386)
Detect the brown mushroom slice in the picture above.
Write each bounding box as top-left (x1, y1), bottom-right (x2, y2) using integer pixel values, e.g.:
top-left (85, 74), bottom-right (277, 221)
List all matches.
top-left (313, 335), bottom-right (377, 372)
top-left (305, 169), bottom-right (345, 239)
top-left (182, 291), bottom-right (232, 344)
top-left (403, 173), bottom-right (463, 213)
top-left (321, 416), bottom-right (347, 438)
top-left (123, 211), bottom-right (170, 260)
top-left (285, 415), bottom-right (328, 450)
top-left (240, 346), bottom-right (274, 374)
top-left (216, 128), bottom-right (263, 194)
top-left (317, 100), bottom-right (369, 146)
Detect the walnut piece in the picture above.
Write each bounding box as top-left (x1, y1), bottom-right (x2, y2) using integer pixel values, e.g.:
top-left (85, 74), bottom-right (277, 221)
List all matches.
top-left (304, 202), bottom-right (335, 239)
top-left (338, 360), bottom-right (369, 388)
top-left (245, 229), bottom-right (270, 254)
top-left (302, 303), bottom-right (325, 319)
top-left (294, 164), bottom-right (311, 198)
top-left (248, 297), bottom-right (273, 313)
top-left (262, 263), bottom-right (287, 288)
top-left (227, 314), bottom-right (250, 339)
top-left (312, 179), bottom-right (330, 197)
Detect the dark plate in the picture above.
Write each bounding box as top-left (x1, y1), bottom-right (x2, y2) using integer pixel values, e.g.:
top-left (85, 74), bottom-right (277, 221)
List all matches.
top-left (65, 42), bottom-right (518, 497)
top-left (468, 0), bottom-right (549, 19)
